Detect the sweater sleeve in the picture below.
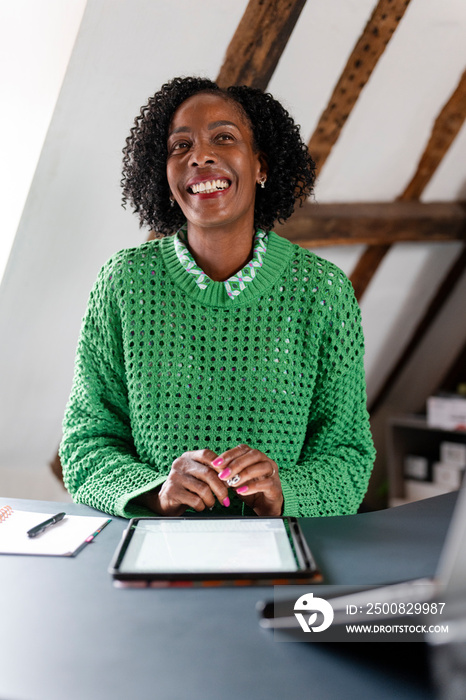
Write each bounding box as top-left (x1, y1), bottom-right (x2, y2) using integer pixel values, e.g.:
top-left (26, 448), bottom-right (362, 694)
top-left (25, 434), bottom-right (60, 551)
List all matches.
top-left (59, 259), bottom-right (165, 518)
top-left (281, 274), bottom-right (376, 517)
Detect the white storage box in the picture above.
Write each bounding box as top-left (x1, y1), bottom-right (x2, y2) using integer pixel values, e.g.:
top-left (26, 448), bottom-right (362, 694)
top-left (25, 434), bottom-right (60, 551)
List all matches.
top-left (403, 455), bottom-right (430, 481)
top-left (440, 441), bottom-right (466, 467)
top-left (432, 462), bottom-right (463, 489)
top-left (427, 396), bottom-right (466, 431)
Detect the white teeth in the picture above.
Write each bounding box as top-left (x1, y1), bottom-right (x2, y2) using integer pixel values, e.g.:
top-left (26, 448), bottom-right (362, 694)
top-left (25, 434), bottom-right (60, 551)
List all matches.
top-left (191, 179), bottom-right (229, 194)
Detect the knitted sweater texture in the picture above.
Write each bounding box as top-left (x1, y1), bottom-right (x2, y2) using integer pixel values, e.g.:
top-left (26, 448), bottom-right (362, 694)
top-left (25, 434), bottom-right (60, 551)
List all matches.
top-left (60, 232), bottom-right (375, 518)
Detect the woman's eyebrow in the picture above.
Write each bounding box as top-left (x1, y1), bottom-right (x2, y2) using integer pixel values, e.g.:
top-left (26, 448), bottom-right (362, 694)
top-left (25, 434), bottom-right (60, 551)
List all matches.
top-left (168, 120), bottom-right (239, 138)
top-left (208, 120), bottom-right (239, 130)
top-left (168, 126), bottom-right (191, 136)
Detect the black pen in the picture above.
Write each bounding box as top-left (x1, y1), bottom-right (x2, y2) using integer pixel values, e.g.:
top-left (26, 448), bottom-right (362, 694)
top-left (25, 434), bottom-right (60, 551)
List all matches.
top-left (27, 512), bottom-right (66, 538)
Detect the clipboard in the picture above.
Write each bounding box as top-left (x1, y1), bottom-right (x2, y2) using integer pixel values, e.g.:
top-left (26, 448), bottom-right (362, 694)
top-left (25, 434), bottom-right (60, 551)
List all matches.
top-left (109, 516), bottom-right (322, 587)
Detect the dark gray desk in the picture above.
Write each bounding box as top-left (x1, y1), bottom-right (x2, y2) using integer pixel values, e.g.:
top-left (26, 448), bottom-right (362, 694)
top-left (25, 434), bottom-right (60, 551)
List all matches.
top-left (0, 493), bottom-right (456, 700)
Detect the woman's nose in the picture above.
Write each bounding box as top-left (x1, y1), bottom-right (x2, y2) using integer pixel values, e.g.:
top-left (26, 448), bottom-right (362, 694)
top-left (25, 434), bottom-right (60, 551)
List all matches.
top-left (189, 140), bottom-right (216, 167)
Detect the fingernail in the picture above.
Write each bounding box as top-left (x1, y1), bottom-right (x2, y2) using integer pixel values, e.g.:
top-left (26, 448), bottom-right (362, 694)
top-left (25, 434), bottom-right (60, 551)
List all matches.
top-left (236, 486), bottom-right (248, 494)
top-left (218, 467), bottom-right (231, 479)
top-left (222, 497), bottom-right (230, 507)
top-left (212, 457), bottom-right (224, 467)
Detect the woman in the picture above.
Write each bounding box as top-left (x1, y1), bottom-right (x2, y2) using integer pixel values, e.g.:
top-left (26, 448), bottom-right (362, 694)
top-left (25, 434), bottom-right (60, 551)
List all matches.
top-left (60, 76), bottom-right (375, 519)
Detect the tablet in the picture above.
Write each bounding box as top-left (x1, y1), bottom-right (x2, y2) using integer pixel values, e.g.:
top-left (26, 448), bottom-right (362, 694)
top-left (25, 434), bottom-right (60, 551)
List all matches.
top-left (109, 516), bottom-right (322, 587)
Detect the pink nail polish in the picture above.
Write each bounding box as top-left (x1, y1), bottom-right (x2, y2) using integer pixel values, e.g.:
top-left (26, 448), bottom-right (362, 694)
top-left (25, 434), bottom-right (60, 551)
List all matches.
top-left (212, 457), bottom-right (224, 467)
top-left (236, 486), bottom-right (248, 494)
top-left (223, 497), bottom-right (230, 507)
top-left (218, 467), bottom-right (231, 480)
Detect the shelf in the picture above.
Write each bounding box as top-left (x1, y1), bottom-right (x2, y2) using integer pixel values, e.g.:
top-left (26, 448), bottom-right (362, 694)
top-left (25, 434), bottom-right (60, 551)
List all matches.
top-left (386, 414), bottom-right (466, 505)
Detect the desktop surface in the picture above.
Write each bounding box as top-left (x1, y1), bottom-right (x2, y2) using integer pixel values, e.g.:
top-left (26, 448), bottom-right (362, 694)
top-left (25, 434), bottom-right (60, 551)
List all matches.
top-left (0, 493), bottom-right (457, 700)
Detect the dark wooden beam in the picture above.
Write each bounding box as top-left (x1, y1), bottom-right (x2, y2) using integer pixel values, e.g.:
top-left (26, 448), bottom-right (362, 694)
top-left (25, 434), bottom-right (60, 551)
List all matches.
top-left (308, 0), bottom-right (411, 175)
top-left (277, 201), bottom-right (466, 247)
top-left (350, 245), bottom-right (390, 301)
top-left (369, 244), bottom-right (466, 416)
top-left (351, 68), bottom-right (466, 302)
top-left (307, 0), bottom-right (412, 303)
top-left (348, 244), bottom-right (387, 300)
top-left (401, 69), bottom-right (466, 201)
top-left (216, 0), bottom-right (307, 90)
top-left (436, 338), bottom-right (466, 395)
top-left (363, 71), bottom-right (466, 416)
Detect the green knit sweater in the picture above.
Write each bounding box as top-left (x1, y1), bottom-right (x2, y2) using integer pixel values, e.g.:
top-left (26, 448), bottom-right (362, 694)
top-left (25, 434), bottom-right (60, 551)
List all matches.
top-left (60, 232), bottom-right (375, 518)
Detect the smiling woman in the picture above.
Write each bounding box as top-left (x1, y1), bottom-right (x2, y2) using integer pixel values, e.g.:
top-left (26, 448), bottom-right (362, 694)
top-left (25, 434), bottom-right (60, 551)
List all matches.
top-left (165, 92), bottom-right (266, 280)
top-left (59, 76), bottom-right (376, 519)
top-left (121, 77), bottom-right (313, 235)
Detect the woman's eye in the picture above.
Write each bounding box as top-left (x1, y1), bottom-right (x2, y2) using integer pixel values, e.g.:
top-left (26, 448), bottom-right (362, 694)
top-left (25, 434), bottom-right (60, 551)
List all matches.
top-left (170, 141), bottom-right (190, 152)
top-left (216, 133), bottom-right (234, 142)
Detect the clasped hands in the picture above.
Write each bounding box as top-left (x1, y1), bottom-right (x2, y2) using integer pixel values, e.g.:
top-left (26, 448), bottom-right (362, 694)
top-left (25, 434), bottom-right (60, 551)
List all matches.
top-left (148, 445), bottom-right (283, 517)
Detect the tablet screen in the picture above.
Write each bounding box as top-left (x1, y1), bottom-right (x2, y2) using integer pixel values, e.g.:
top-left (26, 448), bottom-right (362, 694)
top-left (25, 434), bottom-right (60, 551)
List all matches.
top-left (119, 518), bottom-right (298, 574)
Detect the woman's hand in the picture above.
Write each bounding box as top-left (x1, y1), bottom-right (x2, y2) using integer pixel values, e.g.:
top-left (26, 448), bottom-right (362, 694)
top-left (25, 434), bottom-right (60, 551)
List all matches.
top-left (211, 444), bottom-right (283, 516)
top-left (140, 450), bottom-right (231, 516)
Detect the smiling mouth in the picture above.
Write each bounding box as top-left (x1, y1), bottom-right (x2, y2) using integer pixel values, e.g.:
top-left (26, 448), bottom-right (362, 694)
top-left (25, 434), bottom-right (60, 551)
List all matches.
top-left (189, 179), bottom-right (230, 195)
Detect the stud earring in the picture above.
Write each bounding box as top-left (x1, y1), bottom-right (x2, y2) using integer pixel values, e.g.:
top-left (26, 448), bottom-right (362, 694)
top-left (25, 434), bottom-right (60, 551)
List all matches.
top-left (259, 177), bottom-right (266, 189)
top-left (169, 198), bottom-right (175, 207)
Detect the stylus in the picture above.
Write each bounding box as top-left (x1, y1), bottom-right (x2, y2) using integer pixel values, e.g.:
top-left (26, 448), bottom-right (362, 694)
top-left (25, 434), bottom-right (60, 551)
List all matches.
top-left (85, 519), bottom-right (112, 543)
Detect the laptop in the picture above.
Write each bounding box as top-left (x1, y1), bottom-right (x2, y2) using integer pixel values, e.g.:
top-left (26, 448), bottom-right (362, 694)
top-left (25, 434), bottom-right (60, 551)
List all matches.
top-left (258, 485), bottom-right (466, 639)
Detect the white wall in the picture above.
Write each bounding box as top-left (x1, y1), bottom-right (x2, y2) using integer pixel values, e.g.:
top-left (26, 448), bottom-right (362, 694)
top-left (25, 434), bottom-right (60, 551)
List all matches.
top-left (0, 0), bottom-right (87, 284)
top-left (0, 0), bottom-right (87, 499)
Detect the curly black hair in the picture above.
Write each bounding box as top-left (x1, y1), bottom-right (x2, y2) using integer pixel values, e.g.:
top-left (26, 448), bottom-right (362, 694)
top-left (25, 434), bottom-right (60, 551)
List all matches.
top-left (121, 76), bottom-right (315, 236)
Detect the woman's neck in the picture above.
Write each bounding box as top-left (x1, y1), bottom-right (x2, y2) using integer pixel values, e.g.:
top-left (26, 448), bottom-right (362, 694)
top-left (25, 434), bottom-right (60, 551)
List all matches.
top-left (185, 223), bottom-right (256, 282)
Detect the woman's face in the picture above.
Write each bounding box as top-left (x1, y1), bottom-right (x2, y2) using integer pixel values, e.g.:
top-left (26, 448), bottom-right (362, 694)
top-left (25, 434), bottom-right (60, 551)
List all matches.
top-left (166, 92), bottom-right (265, 233)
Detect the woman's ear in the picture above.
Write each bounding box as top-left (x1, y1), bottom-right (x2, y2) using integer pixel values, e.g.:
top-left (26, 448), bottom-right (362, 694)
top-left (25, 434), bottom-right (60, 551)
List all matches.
top-left (257, 152), bottom-right (268, 185)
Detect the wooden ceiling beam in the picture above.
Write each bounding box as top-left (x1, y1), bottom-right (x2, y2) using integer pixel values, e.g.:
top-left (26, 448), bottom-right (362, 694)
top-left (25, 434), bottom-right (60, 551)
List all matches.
top-left (436, 336), bottom-right (466, 395)
top-left (308, 0), bottom-right (412, 176)
top-left (351, 68), bottom-right (466, 301)
top-left (350, 245), bottom-right (390, 301)
top-left (369, 244), bottom-right (466, 416)
top-left (216, 0), bottom-right (307, 90)
top-left (401, 69), bottom-right (466, 201)
top-left (277, 201), bottom-right (466, 248)
top-left (368, 74), bottom-right (466, 414)
top-left (309, 0), bottom-right (412, 302)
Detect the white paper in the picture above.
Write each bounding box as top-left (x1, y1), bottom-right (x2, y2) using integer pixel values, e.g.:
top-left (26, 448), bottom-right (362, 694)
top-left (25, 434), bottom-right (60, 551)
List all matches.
top-left (0, 509), bottom-right (110, 556)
